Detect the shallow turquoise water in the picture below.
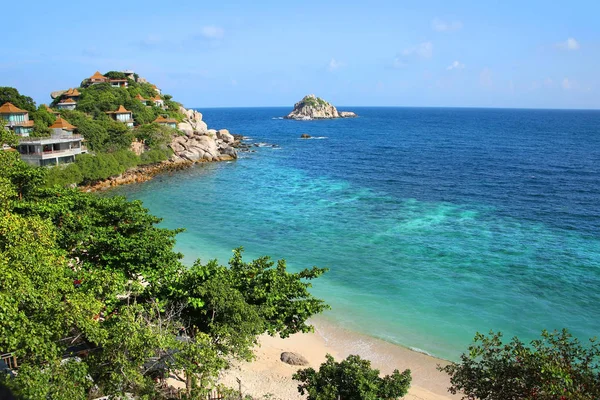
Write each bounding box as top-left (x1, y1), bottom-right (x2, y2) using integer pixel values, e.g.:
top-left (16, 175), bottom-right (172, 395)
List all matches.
top-left (114, 107), bottom-right (600, 360)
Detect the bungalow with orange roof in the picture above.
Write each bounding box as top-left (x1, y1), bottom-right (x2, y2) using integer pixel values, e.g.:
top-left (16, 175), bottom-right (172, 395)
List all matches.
top-left (135, 93), bottom-right (149, 106)
top-left (106, 105), bottom-right (134, 127)
top-left (151, 95), bottom-right (165, 108)
top-left (16, 116), bottom-right (87, 167)
top-left (0, 102), bottom-right (35, 136)
top-left (43, 104), bottom-right (61, 116)
top-left (151, 84), bottom-right (162, 95)
top-left (63, 88), bottom-right (81, 101)
top-left (153, 115), bottom-right (178, 129)
top-left (84, 71), bottom-right (109, 86)
top-left (56, 97), bottom-right (77, 110)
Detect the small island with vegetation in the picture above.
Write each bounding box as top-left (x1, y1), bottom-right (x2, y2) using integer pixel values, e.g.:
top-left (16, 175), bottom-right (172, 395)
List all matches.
top-left (284, 94), bottom-right (357, 120)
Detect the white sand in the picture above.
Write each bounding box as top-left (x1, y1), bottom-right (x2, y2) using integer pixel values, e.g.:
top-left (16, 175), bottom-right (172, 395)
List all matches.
top-left (219, 319), bottom-right (460, 399)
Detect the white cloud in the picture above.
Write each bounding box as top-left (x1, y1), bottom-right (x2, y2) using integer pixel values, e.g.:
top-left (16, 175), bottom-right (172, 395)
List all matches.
top-left (402, 42), bottom-right (433, 59)
top-left (432, 18), bottom-right (463, 32)
top-left (557, 37), bottom-right (580, 51)
top-left (446, 60), bottom-right (465, 70)
top-left (200, 26), bottom-right (224, 39)
top-left (328, 58), bottom-right (345, 71)
top-left (479, 68), bottom-right (493, 88)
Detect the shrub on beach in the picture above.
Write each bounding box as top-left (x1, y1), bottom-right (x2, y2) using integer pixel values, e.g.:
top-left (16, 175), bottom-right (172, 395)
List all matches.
top-left (293, 354), bottom-right (411, 400)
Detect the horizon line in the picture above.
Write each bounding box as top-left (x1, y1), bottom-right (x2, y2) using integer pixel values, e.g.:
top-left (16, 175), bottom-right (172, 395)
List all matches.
top-left (187, 105), bottom-right (600, 112)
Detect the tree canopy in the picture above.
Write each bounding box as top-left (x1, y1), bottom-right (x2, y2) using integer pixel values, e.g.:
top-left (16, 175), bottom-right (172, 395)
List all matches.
top-left (293, 354), bottom-right (412, 400)
top-left (439, 330), bottom-right (600, 400)
top-left (0, 151), bottom-right (329, 399)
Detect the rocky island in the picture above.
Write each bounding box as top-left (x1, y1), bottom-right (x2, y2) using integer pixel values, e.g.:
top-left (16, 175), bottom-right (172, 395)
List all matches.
top-left (284, 94), bottom-right (357, 120)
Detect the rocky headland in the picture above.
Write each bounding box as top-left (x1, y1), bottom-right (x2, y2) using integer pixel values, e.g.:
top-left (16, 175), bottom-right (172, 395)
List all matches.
top-left (284, 94), bottom-right (357, 120)
top-left (170, 106), bottom-right (238, 162)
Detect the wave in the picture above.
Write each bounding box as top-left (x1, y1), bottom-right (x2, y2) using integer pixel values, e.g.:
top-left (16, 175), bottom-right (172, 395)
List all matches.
top-left (271, 117), bottom-right (284, 120)
top-left (409, 347), bottom-right (435, 357)
top-left (299, 136), bottom-right (328, 140)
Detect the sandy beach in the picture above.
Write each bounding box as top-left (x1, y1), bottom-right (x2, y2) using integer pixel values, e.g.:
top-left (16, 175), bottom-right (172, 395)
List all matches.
top-left (219, 318), bottom-right (460, 399)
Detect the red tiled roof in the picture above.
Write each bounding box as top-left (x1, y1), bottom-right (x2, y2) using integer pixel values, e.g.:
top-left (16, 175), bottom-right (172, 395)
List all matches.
top-left (49, 117), bottom-right (76, 131)
top-left (0, 102), bottom-right (28, 114)
top-left (135, 94), bottom-right (147, 101)
top-left (58, 98), bottom-right (76, 104)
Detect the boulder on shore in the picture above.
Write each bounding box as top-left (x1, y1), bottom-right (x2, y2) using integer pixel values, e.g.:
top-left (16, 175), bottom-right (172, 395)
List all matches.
top-left (169, 107), bottom-right (240, 163)
top-left (284, 94), bottom-right (357, 120)
top-left (280, 352), bottom-right (309, 366)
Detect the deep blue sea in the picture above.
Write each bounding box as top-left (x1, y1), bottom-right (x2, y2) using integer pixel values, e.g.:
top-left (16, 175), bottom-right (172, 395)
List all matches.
top-left (114, 107), bottom-right (600, 360)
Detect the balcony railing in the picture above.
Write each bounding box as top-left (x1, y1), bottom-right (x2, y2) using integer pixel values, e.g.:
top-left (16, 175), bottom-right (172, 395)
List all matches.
top-left (20, 148), bottom-right (85, 158)
top-left (19, 134), bottom-right (83, 142)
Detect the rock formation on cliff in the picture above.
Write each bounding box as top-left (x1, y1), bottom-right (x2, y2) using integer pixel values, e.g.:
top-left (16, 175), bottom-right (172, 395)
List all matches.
top-left (284, 95), bottom-right (357, 120)
top-left (168, 107), bottom-right (238, 162)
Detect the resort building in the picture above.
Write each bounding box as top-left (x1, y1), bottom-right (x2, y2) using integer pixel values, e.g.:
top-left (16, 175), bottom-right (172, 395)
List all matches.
top-left (56, 98), bottom-right (77, 110)
top-left (44, 104), bottom-right (61, 116)
top-left (85, 71), bottom-right (108, 86)
top-left (152, 95), bottom-right (165, 108)
top-left (151, 84), bottom-right (162, 95)
top-left (109, 78), bottom-right (128, 88)
top-left (107, 105), bottom-right (134, 127)
top-left (153, 115), bottom-right (178, 129)
top-left (17, 117), bottom-right (87, 167)
top-left (63, 88), bottom-right (81, 101)
top-left (0, 102), bottom-right (34, 136)
top-left (123, 70), bottom-right (136, 80)
top-left (135, 93), bottom-right (149, 105)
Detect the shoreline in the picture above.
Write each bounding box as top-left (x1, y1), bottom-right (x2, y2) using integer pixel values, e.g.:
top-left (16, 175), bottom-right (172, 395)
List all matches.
top-left (218, 316), bottom-right (459, 400)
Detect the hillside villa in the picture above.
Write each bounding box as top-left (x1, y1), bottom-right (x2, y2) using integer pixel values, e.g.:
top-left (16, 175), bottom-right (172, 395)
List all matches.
top-left (0, 102), bottom-right (35, 136)
top-left (135, 93), bottom-right (149, 106)
top-left (15, 116), bottom-right (87, 167)
top-left (56, 97), bottom-right (77, 110)
top-left (152, 95), bottom-right (165, 108)
top-left (107, 105), bottom-right (134, 127)
top-left (154, 115), bottom-right (178, 129)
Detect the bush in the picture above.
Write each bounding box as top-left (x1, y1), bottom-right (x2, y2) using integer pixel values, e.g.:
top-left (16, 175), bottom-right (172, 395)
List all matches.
top-left (293, 354), bottom-right (411, 400)
top-left (439, 329), bottom-right (600, 400)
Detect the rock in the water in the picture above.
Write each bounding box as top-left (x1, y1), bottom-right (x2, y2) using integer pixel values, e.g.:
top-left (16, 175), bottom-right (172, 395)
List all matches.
top-left (339, 111), bottom-right (358, 118)
top-left (300, 134), bottom-right (312, 139)
top-left (217, 129), bottom-right (235, 144)
top-left (280, 352), bottom-right (309, 366)
top-left (284, 94), bottom-right (356, 120)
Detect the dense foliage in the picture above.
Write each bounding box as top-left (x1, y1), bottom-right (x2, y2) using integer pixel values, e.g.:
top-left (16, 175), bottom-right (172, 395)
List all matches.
top-left (439, 330), bottom-right (600, 400)
top-left (0, 151), bottom-right (329, 399)
top-left (293, 354), bottom-right (412, 400)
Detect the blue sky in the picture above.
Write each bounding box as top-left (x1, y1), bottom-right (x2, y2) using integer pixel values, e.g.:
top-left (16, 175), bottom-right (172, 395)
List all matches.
top-left (2, 0), bottom-right (598, 109)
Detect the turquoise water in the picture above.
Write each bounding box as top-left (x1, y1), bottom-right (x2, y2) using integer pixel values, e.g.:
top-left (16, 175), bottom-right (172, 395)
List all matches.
top-left (114, 107), bottom-right (600, 360)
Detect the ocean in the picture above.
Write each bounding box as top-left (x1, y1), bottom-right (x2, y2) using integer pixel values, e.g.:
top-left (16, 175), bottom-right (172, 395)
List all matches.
top-left (113, 107), bottom-right (600, 361)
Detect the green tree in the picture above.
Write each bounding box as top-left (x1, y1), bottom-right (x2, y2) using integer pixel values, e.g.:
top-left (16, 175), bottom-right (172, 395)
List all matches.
top-left (293, 354), bottom-right (412, 400)
top-left (439, 330), bottom-right (600, 400)
top-left (0, 87), bottom-right (36, 112)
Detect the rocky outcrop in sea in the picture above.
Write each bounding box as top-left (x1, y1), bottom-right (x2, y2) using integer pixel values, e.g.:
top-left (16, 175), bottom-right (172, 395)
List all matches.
top-left (284, 94), bottom-right (357, 120)
top-left (170, 107), bottom-right (238, 162)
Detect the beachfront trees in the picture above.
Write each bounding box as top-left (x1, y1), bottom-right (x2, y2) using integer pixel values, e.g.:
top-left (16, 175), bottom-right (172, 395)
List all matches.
top-left (293, 354), bottom-right (412, 400)
top-left (0, 151), bottom-right (330, 398)
top-left (439, 329), bottom-right (600, 400)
